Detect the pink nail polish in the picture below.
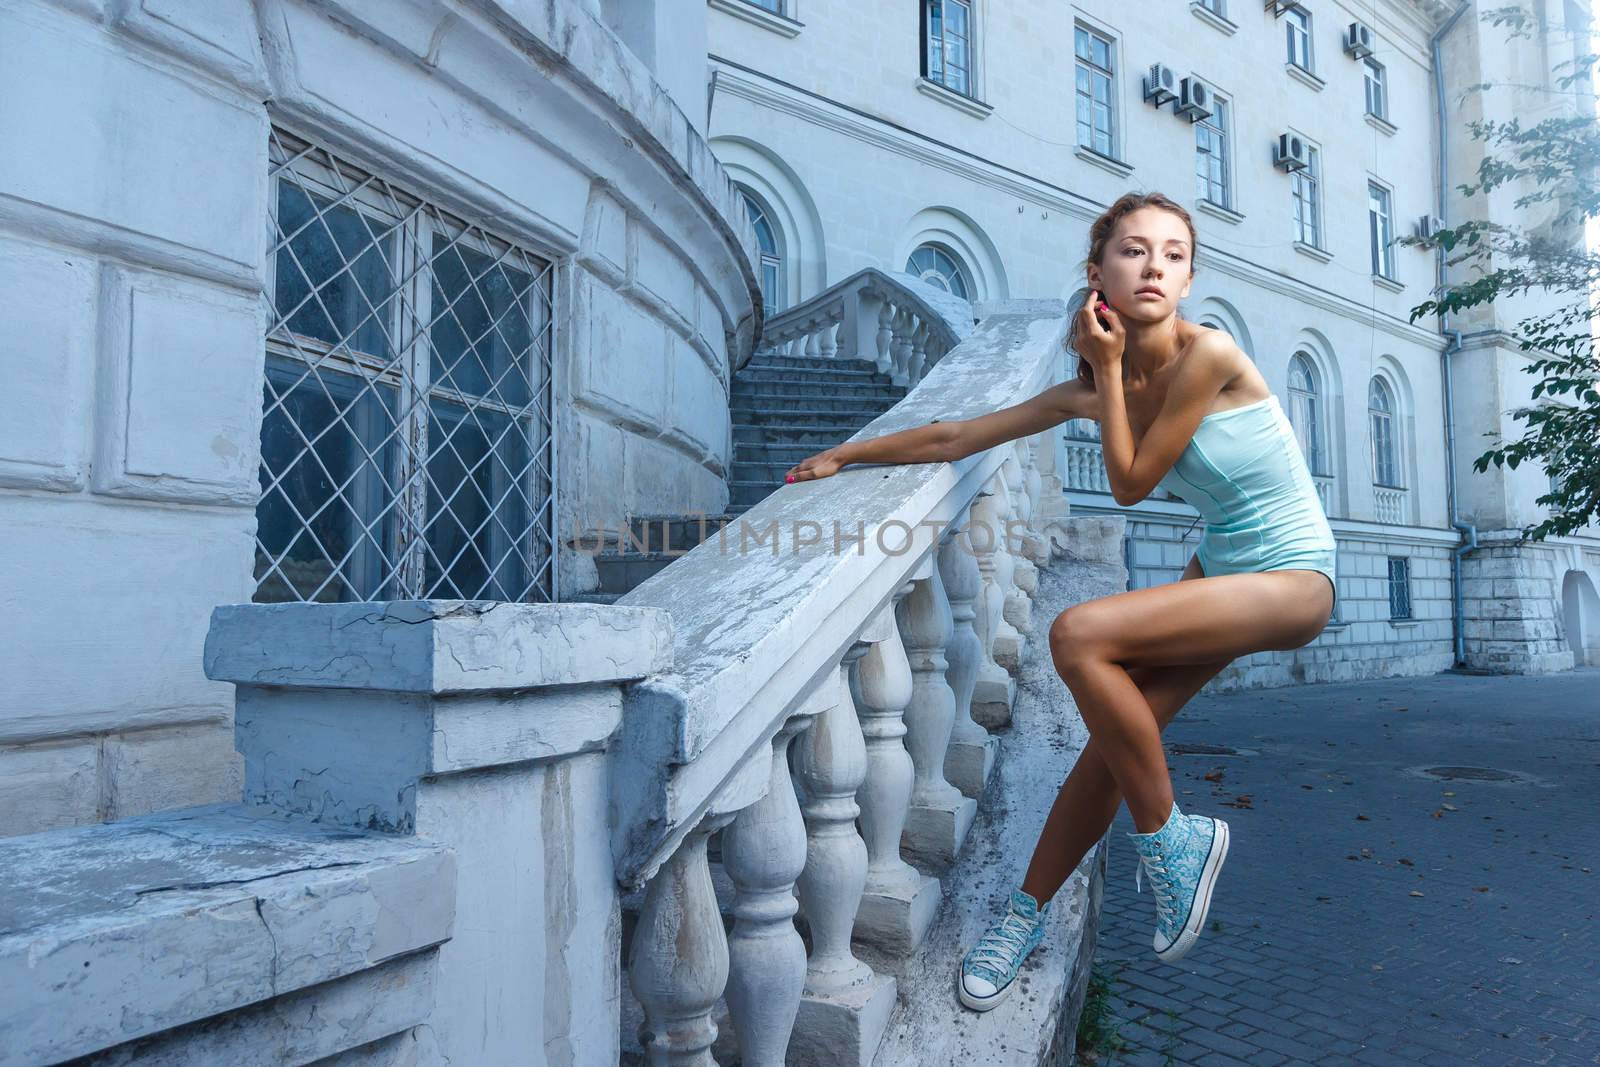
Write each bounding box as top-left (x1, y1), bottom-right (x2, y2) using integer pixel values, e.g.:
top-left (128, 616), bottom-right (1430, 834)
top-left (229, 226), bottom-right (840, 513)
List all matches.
top-left (786, 475), bottom-right (794, 483)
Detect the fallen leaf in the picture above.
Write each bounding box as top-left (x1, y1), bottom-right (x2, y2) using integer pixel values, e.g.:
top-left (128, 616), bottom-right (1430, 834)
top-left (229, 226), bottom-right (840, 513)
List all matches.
top-left (1473, 886), bottom-right (1489, 892)
top-left (1442, 803), bottom-right (1458, 812)
top-left (1498, 956), bottom-right (1523, 965)
top-left (1398, 858), bottom-right (1415, 867)
top-left (1203, 770), bottom-right (1224, 782)
top-left (1443, 791), bottom-right (1456, 797)
top-left (1409, 890), bottom-right (1424, 897)
top-left (1432, 809), bottom-right (1445, 819)
top-left (1355, 814), bottom-right (1370, 821)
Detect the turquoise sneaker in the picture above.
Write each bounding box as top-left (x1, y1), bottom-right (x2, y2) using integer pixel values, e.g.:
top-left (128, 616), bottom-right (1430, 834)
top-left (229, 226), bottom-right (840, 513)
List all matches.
top-left (1127, 801), bottom-right (1230, 963)
top-left (958, 889), bottom-right (1050, 1011)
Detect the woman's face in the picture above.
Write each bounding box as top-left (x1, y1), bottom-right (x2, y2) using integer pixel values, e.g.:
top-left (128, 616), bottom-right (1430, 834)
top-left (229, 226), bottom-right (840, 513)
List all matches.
top-left (1086, 207), bottom-right (1194, 323)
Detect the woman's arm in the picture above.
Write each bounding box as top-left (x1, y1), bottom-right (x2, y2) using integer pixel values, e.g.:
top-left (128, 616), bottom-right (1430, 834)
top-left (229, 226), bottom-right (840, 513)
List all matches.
top-left (1100, 332), bottom-right (1235, 506)
top-left (784, 378), bottom-right (1094, 482)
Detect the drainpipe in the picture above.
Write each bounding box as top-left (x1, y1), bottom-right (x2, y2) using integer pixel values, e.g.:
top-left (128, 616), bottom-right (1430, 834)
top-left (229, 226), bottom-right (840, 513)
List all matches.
top-left (1432, 2), bottom-right (1475, 668)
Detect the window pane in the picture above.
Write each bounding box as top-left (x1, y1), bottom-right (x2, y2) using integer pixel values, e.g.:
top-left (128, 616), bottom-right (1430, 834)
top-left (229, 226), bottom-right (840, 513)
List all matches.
top-left (424, 401), bottom-right (531, 601)
top-left (430, 237), bottom-right (535, 408)
top-left (255, 356), bottom-right (400, 602)
top-left (273, 183), bottom-right (397, 359)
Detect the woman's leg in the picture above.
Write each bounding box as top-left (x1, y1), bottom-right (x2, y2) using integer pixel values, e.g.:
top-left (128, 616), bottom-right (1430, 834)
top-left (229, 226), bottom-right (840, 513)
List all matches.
top-left (1020, 552), bottom-right (1230, 904)
top-left (1043, 557), bottom-right (1329, 838)
top-left (1020, 657), bottom-right (1228, 905)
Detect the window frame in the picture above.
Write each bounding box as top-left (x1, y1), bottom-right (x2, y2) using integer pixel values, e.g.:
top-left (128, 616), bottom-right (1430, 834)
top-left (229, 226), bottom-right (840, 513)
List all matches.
top-left (1285, 7), bottom-right (1314, 71)
top-left (1291, 141), bottom-right (1323, 249)
top-left (1368, 377), bottom-right (1403, 488)
top-left (258, 127), bottom-right (557, 606)
top-left (1387, 557), bottom-right (1412, 620)
top-left (1073, 23), bottom-right (1118, 160)
top-left (1195, 92), bottom-right (1232, 211)
top-left (905, 242), bottom-right (974, 301)
top-left (1363, 57), bottom-right (1388, 119)
top-left (1287, 352), bottom-right (1329, 477)
top-left (922, 0), bottom-right (977, 99)
top-left (1368, 179), bottom-right (1397, 280)
top-left (738, 187), bottom-right (785, 319)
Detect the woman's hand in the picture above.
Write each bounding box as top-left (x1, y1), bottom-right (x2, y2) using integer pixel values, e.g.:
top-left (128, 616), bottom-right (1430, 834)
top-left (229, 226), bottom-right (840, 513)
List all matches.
top-left (784, 446), bottom-right (847, 483)
top-left (1076, 289), bottom-right (1125, 376)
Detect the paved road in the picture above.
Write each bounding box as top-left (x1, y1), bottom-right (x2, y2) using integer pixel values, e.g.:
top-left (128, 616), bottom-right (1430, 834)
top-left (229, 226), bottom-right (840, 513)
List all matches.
top-left (1078, 666), bottom-right (1600, 1067)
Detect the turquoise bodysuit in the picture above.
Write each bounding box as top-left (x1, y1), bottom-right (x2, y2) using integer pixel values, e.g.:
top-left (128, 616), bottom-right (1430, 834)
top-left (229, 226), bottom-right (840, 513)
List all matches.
top-left (1153, 394), bottom-right (1338, 615)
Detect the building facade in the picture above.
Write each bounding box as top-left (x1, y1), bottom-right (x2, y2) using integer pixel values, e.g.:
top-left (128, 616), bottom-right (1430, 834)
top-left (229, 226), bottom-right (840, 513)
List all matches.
top-left (0, 0), bottom-right (759, 838)
top-left (705, 0), bottom-right (1600, 687)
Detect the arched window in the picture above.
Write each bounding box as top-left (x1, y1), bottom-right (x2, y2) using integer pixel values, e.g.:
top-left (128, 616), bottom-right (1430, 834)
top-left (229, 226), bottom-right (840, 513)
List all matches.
top-left (1287, 352), bottom-right (1328, 475)
top-left (1198, 318), bottom-right (1231, 338)
top-left (1368, 378), bottom-right (1402, 487)
top-left (739, 189), bottom-right (784, 318)
top-left (905, 243), bottom-right (972, 300)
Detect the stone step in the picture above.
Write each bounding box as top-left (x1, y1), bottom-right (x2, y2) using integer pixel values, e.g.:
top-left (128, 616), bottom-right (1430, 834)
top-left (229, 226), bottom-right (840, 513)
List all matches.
top-left (732, 460), bottom-right (802, 485)
top-left (732, 397), bottom-right (892, 417)
top-left (746, 353), bottom-right (883, 374)
top-left (731, 479), bottom-right (782, 507)
top-left (734, 365), bottom-right (898, 387)
top-left (730, 379), bottom-right (905, 402)
top-left (733, 421), bottom-right (874, 447)
top-left (733, 442), bottom-right (829, 464)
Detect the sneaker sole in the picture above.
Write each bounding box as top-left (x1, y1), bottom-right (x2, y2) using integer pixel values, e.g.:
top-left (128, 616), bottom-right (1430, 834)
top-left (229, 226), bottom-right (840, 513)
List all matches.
top-left (1154, 818), bottom-right (1230, 963)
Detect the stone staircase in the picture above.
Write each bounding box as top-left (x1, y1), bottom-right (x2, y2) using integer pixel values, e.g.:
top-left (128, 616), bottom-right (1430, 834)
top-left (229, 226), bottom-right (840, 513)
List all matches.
top-left (579, 351), bottom-right (910, 603)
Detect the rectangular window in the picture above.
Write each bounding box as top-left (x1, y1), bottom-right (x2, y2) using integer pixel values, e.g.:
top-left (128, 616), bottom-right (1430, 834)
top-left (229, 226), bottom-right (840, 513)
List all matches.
top-left (1292, 144), bottom-right (1321, 247)
top-left (257, 128), bottom-right (556, 605)
top-left (1363, 58), bottom-right (1388, 119)
top-left (1198, 0), bottom-right (1225, 12)
top-left (1195, 96), bottom-right (1230, 209)
top-left (1285, 8), bottom-right (1312, 70)
top-left (1073, 26), bottom-right (1115, 157)
top-left (924, 0), bottom-right (973, 96)
top-left (1387, 557), bottom-right (1412, 619)
top-left (1369, 181), bottom-right (1396, 279)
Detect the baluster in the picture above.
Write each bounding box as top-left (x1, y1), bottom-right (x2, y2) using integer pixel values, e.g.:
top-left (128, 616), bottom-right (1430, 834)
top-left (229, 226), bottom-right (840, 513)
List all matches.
top-left (853, 590), bottom-right (940, 956)
top-left (631, 811), bottom-right (737, 1066)
top-left (906, 319), bottom-right (930, 385)
top-left (968, 485), bottom-right (1018, 728)
top-left (1001, 453), bottom-right (1039, 598)
top-left (988, 466), bottom-right (1033, 654)
top-left (817, 313), bottom-right (839, 361)
top-left (804, 319), bottom-right (822, 360)
top-left (791, 640), bottom-right (897, 1067)
top-left (940, 509), bottom-right (998, 799)
top-left (874, 297), bottom-right (894, 377)
top-left (720, 712), bottom-right (815, 1066)
top-left (897, 550), bottom-right (977, 870)
top-left (889, 308), bottom-right (914, 387)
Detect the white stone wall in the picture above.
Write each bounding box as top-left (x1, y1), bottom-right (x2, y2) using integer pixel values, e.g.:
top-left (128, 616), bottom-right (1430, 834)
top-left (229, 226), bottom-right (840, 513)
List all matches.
top-left (705, 0), bottom-right (1600, 679)
top-left (0, 0), bottom-right (758, 836)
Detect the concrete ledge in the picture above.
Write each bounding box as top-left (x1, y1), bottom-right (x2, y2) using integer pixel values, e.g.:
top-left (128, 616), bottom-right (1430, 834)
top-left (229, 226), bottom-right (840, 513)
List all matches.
top-left (205, 600), bottom-right (674, 693)
top-left (0, 804), bottom-right (454, 1066)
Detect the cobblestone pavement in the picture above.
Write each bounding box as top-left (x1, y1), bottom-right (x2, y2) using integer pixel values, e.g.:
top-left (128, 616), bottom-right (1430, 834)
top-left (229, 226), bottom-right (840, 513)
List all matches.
top-left (1078, 666), bottom-right (1600, 1067)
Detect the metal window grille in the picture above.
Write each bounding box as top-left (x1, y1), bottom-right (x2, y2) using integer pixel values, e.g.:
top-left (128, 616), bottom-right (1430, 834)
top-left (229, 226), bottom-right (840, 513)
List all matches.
top-left (254, 127), bottom-right (557, 605)
top-left (1387, 557), bottom-right (1412, 619)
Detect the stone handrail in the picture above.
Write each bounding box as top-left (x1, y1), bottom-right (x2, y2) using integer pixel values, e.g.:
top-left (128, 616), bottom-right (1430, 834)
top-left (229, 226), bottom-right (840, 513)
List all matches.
top-left (610, 302), bottom-right (1072, 1063)
top-left (745, 267), bottom-right (975, 387)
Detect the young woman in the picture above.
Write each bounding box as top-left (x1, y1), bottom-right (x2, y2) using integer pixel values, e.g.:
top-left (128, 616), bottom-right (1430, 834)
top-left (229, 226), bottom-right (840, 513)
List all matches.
top-left (781, 191), bottom-right (1338, 1011)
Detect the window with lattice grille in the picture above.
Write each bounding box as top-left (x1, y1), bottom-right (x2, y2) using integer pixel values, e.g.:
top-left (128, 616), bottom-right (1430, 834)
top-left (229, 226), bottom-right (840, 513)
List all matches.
top-left (255, 128), bottom-right (557, 604)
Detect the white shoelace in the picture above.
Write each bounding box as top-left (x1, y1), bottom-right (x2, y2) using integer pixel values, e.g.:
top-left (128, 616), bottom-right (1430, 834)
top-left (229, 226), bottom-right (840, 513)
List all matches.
top-left (966, 910), bottom-right (1039, 978)
top-left (1135, 856), bottom-right (1178, 927)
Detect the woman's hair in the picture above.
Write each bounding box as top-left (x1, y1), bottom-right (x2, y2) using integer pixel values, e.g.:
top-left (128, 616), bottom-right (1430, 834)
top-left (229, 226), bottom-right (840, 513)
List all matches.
top-left (1067, 191), bottom-right (1198, 389)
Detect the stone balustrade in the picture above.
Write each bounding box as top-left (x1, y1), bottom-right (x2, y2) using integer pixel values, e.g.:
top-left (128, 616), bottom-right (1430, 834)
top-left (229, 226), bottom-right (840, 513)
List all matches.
top-left (613, 302), bottom-right (1072, 1064)
top-left (752, 268), bottom-right (975, 387)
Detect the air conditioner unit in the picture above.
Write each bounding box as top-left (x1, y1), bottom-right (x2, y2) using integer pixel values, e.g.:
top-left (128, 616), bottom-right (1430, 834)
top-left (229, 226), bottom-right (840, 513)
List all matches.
top-left (1415, 214), bottom-right (1444, 238)
top-left (1265, 0), bottom-right (1308, 16)
top-left (1343, 21), bottom-right (1375, 59)
top-left (1174, 76), bottom-right (1214, 122)
top-left (1273, 132), bottom-right (1310, 172)
top-left (1144, 62), bottom-right (1179, 108)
